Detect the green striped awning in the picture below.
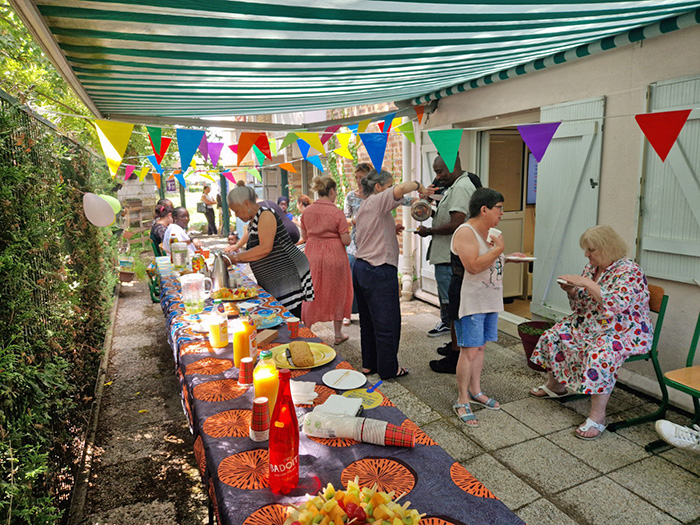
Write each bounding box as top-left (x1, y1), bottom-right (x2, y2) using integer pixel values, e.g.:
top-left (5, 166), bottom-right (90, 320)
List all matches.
top-left (11, 1), bottom-right (700, 122)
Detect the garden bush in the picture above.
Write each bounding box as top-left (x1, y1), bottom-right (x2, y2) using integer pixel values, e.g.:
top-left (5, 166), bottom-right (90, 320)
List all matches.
top-left (0, 95), bottom-right (117, 523)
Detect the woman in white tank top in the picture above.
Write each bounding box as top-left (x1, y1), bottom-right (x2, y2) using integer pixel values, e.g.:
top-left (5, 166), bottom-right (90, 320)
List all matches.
top-left (450, 188), bottom-right (528, 427)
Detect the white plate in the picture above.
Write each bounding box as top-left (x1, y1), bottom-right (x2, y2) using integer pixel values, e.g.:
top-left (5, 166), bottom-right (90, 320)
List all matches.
top-left (506, 256), bottom-right (536, 262)
top-left (322, 370), bottom-right (367, 390)
top-left (404, 228), bottom-right (417, 233)
top-left (556, 278), bottom-right (570, 285)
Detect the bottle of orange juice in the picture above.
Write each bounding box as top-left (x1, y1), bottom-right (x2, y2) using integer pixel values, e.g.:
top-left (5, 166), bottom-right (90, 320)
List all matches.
top-left (253, 350), bottom-right (279, 416)
top-left (208, 300), bottom-right (229, 348)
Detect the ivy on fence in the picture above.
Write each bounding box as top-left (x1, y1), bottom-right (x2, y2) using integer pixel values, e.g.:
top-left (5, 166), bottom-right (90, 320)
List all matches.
top-left (0, 95), bottom-right (117, 524)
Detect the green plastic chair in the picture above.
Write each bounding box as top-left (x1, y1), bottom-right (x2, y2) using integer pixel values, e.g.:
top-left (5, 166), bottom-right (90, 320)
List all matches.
top-left (148, 239), bottom-right (165, 302)
top-left (608, 284), bottom-right (669, 431)
top-left (662, 311), bottom-right (700, 425)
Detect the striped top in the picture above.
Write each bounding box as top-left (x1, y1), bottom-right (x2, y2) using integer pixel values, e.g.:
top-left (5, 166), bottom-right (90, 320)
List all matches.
top-left (247, 206), bottom-right (314, 312)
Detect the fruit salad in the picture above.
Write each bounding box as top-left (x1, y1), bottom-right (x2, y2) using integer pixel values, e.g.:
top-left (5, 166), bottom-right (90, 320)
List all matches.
top-left (211, 287), bottom-right (257, 300)
top-left (283, 479), bottom-right (424, 525)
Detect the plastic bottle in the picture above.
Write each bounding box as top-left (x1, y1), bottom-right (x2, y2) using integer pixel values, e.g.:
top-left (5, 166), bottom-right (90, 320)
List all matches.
top-left (268, 369), bottom-right (299, 494)
top-left (208, 300), bottom-right (229, 348)
top-left (169, 233), bottom-right (179, 263)
top-left (253, 350), bottom-right (278, 416)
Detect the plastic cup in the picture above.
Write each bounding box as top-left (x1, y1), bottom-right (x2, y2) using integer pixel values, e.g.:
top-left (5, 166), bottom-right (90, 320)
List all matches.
top-left (286, 317), bottom-right (300, 338)
top-left (250, 397), bottom-right (270, 442)
top-left (238, 357), bottom-right (254, 387)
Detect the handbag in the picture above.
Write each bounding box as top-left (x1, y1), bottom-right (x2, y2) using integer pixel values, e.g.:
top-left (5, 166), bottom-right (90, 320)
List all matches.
top-left (197, 201), bottom-right (206, 213)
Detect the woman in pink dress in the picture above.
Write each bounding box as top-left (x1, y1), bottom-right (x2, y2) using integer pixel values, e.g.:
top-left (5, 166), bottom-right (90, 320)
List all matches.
top-left (300, 176), bottom-right (352, 344)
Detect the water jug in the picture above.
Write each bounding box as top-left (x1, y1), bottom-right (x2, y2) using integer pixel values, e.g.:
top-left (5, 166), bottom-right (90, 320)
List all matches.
top-left (210, 251), bottom-right (232, 291)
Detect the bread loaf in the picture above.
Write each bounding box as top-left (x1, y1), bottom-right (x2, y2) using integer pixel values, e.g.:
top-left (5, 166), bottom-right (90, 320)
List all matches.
top-left (289, 341), bottom-right (314, 367)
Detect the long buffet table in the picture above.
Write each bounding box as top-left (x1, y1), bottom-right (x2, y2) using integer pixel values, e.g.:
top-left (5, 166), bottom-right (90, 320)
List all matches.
top-left (160, 270), bottom-right (523, 525)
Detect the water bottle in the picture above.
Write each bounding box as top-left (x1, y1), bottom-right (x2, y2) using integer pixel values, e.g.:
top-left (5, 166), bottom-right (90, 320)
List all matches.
top-left (268, 369), bottom-right (299, 494)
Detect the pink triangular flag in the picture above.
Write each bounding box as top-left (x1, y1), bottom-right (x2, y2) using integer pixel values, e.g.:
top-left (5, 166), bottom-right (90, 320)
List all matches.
top-left (517, 122), bottom-right (561, 163)
top-left (222, 170), bottom-right (236, 183)
top-left (124, 165), bottom-right (136, 181)
top-left (635, 109), bottom-right (691, 162)
top-left (228, 144), bottom-right (238, 154)
top-left (321, 125), bottom-right (342, 144)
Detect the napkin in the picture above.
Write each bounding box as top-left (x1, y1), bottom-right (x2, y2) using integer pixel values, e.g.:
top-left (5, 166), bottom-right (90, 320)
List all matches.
top-left (290, 380), bottom-right (318, 405)
top-left (313, 395), bottom-right (363, 417)
top-left (302, 413), bottom-right (415, 448)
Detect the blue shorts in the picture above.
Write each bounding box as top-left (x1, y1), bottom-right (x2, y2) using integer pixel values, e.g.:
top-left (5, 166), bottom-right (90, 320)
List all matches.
top-left (454, 312), bottom-right (499, 348)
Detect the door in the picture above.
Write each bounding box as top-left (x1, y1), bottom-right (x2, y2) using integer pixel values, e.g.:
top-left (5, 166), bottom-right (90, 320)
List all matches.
top-left (418, 142), bottom-right (439, 297)
top-left (479, 130), bottom-right (526, 298)
top-left (531, 97), bottom-right (605, 320)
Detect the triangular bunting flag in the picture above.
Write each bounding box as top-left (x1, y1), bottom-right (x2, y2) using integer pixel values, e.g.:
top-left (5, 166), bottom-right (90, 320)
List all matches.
top-left (252, 145), bottom-right (266, 166)
top-left (254, 133), bottom-right (272, 160)
top-left (635, 109), bottom-right (691, 162)
top-left (228, 144), bottom-right (238, 154)
top-left (199, 134), bottom-right (209, 163)
top-left (382, 112), bottom-right (397, 133)
top-left (269, 137), bottom-right (278, 156)
top-left (155, 137), bottom-right (172, 165)
top-left (222, 170), bottom-right (236, 184)
top-left (347, 124), bottom-right (359, 135)
top-left (516, 122), bottom-right (561, 163)
top-left (146, 154), bottom-right (164, 175)
top-left (208, 142), bottom-right (224, 167)
top-left (333, 133), bottom-right (354, 159)
top-left (94, 119), bottom-right (134, 177)
top-left (176, 129), bottom-right (205, 176)
top-left (236, 132), bottom-right (259, 165)
top-left (280, 162), bottom-right (297, 173)
top-left (279, 132), bottom-right (299, 150)
top-left (172, 169), bottom-right (187, 188)
top-left (427, 129), bottom-right (464, 171)
top-left (138, 165), bottom-right (149, 181)
top-left (296, 139), bottom-right (312, 159)
top-left (245, 168), bottom-right (262, 182)
top-left (152, 171), bottom-right (161, 188)
top-left (321, 125), bottom-right (342, 144)
top-left (307, 155), bottom-right (324, 172)
top-left (358, 119), bottom-right (371, 133)
top-left (146, 126), bottom-right (161, 155)
top-left (124, 165), bottom-right (136, 181)
top-left (395, 122), bottom-right (416, 144)
top-left (377, 122), bottom-right (386, 133)
top-left (359, 133), bottom-right (389, 173)
top-left (296, 132), bottom-right (326, 155)
top-left (390, 117), bottom-right (402, 133)
top-left (414, 105), bottom-right (425, 124)
top-left (200, 171), bottom-right (216, 182)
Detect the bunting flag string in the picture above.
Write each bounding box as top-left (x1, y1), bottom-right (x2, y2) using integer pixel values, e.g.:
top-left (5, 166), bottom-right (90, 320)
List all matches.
top-left (634, 109), bottom-right (691, 162)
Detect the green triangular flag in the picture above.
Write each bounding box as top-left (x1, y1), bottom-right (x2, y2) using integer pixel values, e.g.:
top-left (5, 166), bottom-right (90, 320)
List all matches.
top-left (427, 129), bottom-right (463, 171)
top-left (395, 121), bottom-right (416, 144)
top-left (252, 145), bottom-right (266, 166)
top-left (279, 132), bottom-right (299, 150)
top-left (146, 126), bottom-right (161, 152)
top-left (245, 168), bottom-right (262, 182)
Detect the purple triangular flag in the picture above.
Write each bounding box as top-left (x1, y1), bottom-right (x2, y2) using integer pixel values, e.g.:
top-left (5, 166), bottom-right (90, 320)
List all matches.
top-left (517, 122), bottom-right (561, 162)
top-left (359, 133), bottom-right (389, 173)
top-left (208, 142), bottom-right (224, 167)
top-left (176, 128), bottom-right (206, 175)
top-left (296, 138), bottom-right (312, 159)
top-left (199, 134), bottom-right (209, 163)
top-left (307, 155), bottom-right (324, 172)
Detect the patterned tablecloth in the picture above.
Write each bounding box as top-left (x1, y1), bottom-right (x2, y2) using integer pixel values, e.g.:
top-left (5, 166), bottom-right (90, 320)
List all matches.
top-left (160, 270), bottom-right (523, 525)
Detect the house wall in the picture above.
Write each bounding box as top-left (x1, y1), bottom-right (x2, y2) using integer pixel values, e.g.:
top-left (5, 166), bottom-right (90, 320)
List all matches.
top-left (422, 24), bottom-right (700, 406)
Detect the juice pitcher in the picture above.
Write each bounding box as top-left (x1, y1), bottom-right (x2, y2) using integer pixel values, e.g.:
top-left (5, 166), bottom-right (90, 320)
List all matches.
top-left (180, 272), bottom-right (212, 315)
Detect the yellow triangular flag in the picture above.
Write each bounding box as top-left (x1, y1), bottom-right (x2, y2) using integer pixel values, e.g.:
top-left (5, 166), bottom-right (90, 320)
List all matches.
top-left (295, 132), bottom-right (326, 155)
top-left (358, 119), bottom-right (371, 133)
top-left (269, 136), bottom-right (278, 156)
top-left (138, 165), bottom-right (149, 181)
top-left (200, 171), bottom-right (216, 182)
top-left (333, 133), bottom-right (354, 159)
top-left (94, 119), bottom-right (134, 177)
top-left (391, 117), bottom-right (402, 132)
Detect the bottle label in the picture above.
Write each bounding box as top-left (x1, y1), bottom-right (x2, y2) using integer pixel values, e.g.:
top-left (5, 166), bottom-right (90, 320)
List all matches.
top-left (269, 455), bottom-right (298, 474)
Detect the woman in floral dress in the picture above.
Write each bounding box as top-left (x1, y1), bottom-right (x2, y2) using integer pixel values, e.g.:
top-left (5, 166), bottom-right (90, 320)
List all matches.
top-left (529, 225), bottom-right (653, 440)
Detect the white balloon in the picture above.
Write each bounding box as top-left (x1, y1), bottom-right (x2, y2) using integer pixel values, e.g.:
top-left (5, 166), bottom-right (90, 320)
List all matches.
top-left (83, 192), bottom-right (115, 227)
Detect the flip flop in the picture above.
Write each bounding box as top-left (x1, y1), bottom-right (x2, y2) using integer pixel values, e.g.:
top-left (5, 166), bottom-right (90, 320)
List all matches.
top-left (576, 417), bottom-right (607, 440)
top-left (468, 390), bottom-right (501, 411)
top-left (528, 384), bottom-right (573, 399)
top-left (334, 335), bottom-right (350, 345)
top-left (453, 401), bottom-right (479, 427)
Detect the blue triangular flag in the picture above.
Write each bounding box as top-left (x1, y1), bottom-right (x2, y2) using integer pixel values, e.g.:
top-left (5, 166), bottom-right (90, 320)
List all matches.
top-left (146, 154), bottom-right (164, 175)
top-left (347, 124), bottom-right (359, 135)
top-left (382, 111), bottom-right (397, 133)
top-left (176, 128), bottom-right (206, 175)
top-left (307, 155), bottom-right (324, 172)
top-left (172, 170), bottom-right (187, 188)
top-left (296, 138), bottom-right (312, 159)
top-left (359, 133), bottom-right (389, 173)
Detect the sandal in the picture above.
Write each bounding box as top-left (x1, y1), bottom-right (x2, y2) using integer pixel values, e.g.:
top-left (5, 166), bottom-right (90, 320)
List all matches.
top-left (393, 367), bottom-right (409, 378)
top-left (576, 417), bottom-right (607, 440)
top-left (528, 384), bottom-right (573, 399)
top-left (453, 401), bottom-right (479, 427)
top-left (468, 390), bottom-right (500, 411)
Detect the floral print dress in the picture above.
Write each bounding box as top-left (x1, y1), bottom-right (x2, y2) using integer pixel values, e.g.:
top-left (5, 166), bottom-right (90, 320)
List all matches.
top-left (530, 258), bottom-right (654, 395)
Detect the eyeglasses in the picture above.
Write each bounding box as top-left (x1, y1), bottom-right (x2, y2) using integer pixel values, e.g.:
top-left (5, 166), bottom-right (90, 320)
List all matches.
top-left (491, 205), bottom-right (504, 210)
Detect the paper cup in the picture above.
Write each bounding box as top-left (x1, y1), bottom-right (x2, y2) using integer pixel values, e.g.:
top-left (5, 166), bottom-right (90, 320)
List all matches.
top-left (487, 227), bottom-right (502, 243)
top-left (250, 397), bottom-right (270, 442)
top-left (286, 317), bottom-right (300, 338)
top-left (238, 357), bottom-right (254, 387)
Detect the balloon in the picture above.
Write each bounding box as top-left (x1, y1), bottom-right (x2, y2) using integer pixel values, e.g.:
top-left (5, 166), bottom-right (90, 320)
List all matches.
top-left (98, 194), bottom-right (121, 214)
top-left (83, 193), bottom-right (115, 227)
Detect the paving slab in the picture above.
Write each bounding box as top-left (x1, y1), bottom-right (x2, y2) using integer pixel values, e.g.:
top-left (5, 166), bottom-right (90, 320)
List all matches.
top-left (556, 477), bottom-right (681, 525)
top-left (501, 397), bottom-right (583, 435)
top-left (495, 437), bottom-right (599, 493)
top-left (463, 454), bottom-right (541, 510)
top-left (515, 498), bottom-right (579, 525)
top-left (419, 419), bottom-right (484, 462)
top-left (459, 409), bottom-right (539, 451)
top-left (608, 456), bottom-right (700, 523)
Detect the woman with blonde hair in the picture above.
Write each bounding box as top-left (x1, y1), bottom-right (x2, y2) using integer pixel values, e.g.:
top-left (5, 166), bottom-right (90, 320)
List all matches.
top-left (529, 225), bottom-right (654, 440)
top-left (300, 176), bottom-right (352, 344)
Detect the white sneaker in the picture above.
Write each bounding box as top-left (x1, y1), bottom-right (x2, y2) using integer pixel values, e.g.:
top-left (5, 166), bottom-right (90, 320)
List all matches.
top-left (655, 420), bottom-right (700, 453)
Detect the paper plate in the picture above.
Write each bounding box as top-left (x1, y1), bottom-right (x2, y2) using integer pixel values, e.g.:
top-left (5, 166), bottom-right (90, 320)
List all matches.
top-left (506, 256), bottom-right (536, 262)
top-left (257, 315), bottom-right (284, 329)
top-left (270, 343), bottom-right (336, 370)
top-left (556, 278), bottom-right (571, 285)
top-left (322, 370), bottom-right (367, 390)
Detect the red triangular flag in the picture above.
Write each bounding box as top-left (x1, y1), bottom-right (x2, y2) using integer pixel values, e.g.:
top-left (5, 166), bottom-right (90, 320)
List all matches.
top-left (254, 133), bottom-right (272, 160)
top-left (236, 132), bottom-right (259, 165)
top-left (377, 122), bottom-right (385, 133)
top-left (414, 105), bottom-right (425, 124)
top-left (155, 137), bottom-right (172, 165)
top-left (321, 125), bottom-right (342, 144)
top-left (635, 109), bottom-right (691, 162)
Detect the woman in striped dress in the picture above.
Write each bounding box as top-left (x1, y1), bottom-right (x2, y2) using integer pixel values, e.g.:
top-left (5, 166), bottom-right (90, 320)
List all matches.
top-left (226, 185), bottom-right (314, 318)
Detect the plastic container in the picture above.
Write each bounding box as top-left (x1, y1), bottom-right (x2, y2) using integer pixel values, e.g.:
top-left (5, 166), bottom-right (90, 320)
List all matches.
top-left (208, 300), bottom-right (229, 348)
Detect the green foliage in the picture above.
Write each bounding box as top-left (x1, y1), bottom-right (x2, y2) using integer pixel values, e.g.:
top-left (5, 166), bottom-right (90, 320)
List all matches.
top-left (0, 97), bottom-right (117, 524)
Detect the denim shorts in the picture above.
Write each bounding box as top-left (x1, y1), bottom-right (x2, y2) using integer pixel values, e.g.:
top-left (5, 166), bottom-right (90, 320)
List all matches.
top-left (454, 312), bottom-right (499, 348)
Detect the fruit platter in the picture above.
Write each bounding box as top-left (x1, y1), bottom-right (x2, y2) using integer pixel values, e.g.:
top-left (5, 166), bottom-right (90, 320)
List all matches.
top-left (284, 479), bottom-right (424, 525)
top-left (211, 286), bottom-right (258, 301)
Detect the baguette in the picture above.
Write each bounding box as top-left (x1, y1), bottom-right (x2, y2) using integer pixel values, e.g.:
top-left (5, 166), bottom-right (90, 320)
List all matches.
top-left (289, 341), bottom-right (314, 367)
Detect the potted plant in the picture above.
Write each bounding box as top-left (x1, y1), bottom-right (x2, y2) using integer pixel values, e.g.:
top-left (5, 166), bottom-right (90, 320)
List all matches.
top-left (517, 320), bottom-right (555, 371)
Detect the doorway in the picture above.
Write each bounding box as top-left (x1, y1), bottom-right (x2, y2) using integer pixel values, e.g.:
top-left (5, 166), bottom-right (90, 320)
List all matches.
top-left (479, 129), bottom-right (536, 321)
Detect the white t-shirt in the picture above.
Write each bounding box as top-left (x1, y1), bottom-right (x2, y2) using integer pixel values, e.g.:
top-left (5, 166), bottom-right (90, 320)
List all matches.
top-left (162, 223), bottom-right (195, 254)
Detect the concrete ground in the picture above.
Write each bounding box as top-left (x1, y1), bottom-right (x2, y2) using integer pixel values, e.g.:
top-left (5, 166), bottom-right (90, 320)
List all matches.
top-left (76, 235), bottom-right (700, 524)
